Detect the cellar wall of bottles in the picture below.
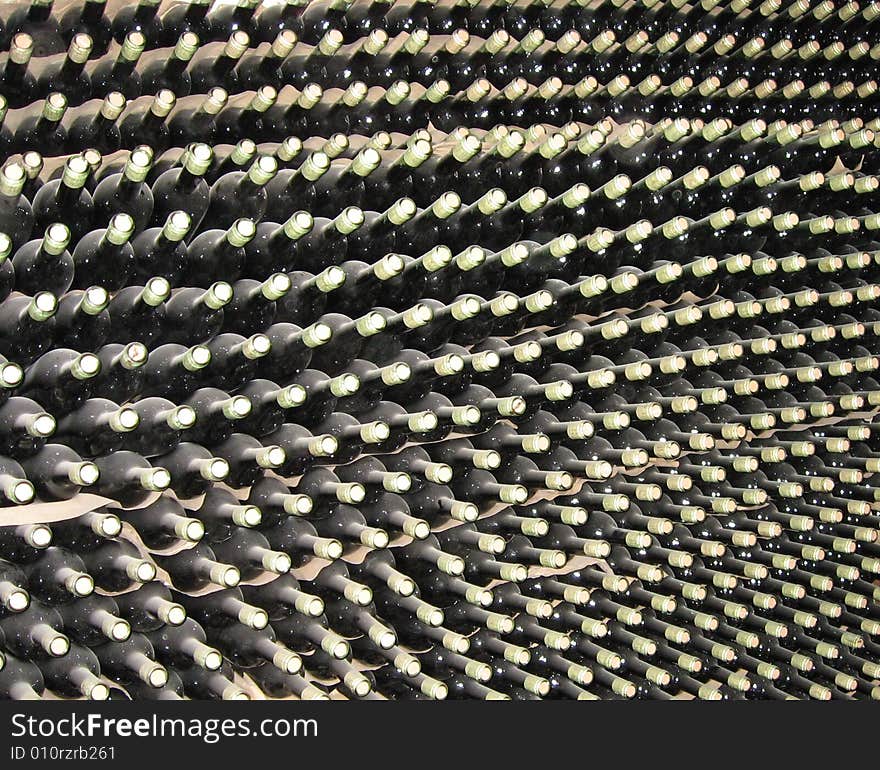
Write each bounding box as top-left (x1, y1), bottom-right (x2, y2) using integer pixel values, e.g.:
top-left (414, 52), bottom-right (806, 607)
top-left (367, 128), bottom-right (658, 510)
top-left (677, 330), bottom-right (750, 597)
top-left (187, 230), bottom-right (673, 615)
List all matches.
top-left (0, 0), bottom-right (877, 700)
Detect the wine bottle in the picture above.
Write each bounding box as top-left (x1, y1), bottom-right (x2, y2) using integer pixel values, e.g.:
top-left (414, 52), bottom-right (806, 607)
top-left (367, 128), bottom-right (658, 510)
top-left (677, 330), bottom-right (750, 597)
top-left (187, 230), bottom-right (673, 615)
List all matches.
top-left (20, 546), bottom-right (93, 604)
top-left (0, 161), bottom-right (35, 250)
top-left (15, 92), bottom-right (68, 154)
top-left (37, 642), bottom-right (110, 699)
top-left (140, 31), bottom-right (200, 95)
top-left (12, 223), bottom-right (73, 298)
top-left (92, 31), bottom-right (146, 98)
top-left (106, 277), bottom-right (171, 346)
top-left (150, 142), bottom-right (213, 232)
top-left (92, 634), bottom-right (168, 688)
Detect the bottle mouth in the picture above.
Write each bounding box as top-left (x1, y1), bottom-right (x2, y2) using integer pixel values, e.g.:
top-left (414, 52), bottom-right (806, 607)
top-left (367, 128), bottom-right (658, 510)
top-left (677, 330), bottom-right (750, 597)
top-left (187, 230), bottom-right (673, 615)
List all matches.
top-left (220, 567), bottom-right (240, 587)
top-left (352, 585), bottom-right (372, 606)
top-left (5, 589), bottom-right (29, 612)
top-left (451, 406), bottom-right (480, 428)
top-left (181, 520), bottom-right (205, 542)
top-left (72, 354), bottom-right (101, 381)
top-left (87, 682), bottom-right (110, 701)
top-left (70, 573), bottom-right (94, 597)
top-left (362, 528), bottom-right (389, 549)
top-left (186, 346), bottom-right (211, 369)
top-left (147, 666), bottom-right (169, 689)
top-left (145, 468), bottom-right (171, 491)
top-left (113, 408), bottom-right (139, 432)
top-left (361, 422), bottom-right (390, 442)
top-left (264, 552), bottom-right (292, 574)
top-left (336, 482), bottom-right (365, 504)
top-left (9, 481), bottom-right (34, 504)
top-left (201, 649), bottom-right (224, 671)
top-left (279, 384), bottom-right (307, 409)
top-left (144, 277), bottom-right (171, 304)
top-left (164, 604), bottom-right (187, 627)
top-left (133, 561), bottom-right (157, 583)
top-left (331, 373), bottom-right (359, 396)
top-left (29, 413), bottom-right (56, 437)
top-left (249, 609), bottom-right (269, 629)
top-left (204, 458), bottom-right (229, 482)
top-left (284, 495), bottom-right (313, 516)
top-left (96, 514), bottom-right (120, 537)
top-left (109, 620), bottom-right (131, 641)
top-left (234, 506), bottom-right (262, 528)
top-left (388, 473), bottom-right (411, 492)
top-left (226, 397), bottom-right (252, 419)
top-left (0, 363), bottom-right (22, 388)
top-left (48, 634), bottom-right (70, 657)
top-left (245, 334), bottom-right (271, 358)
top-left (425, 608), bottom-right (444, 628)
top-left (304, 598), bottom-right (324, 618)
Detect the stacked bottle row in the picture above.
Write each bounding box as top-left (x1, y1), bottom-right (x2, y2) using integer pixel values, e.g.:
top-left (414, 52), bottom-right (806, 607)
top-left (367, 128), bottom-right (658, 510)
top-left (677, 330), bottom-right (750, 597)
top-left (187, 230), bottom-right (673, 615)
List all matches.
top-left (5, 0), bottom-right (880, 50)
top-left (0, 27), bottom-right (876, 142)
top-left (1, 115), bottom-right (878, 270)
top-left (2, 79), bottom-right (877, 162)
top-left (3, 0), bottom-right (880, 133)
top-left (6, 24), bottom-right (879, 98)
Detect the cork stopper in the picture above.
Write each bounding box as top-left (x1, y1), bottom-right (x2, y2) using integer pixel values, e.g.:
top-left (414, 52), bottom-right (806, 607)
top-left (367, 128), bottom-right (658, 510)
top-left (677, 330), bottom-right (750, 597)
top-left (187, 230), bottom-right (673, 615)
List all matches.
top-left (243, 155), bottom-right (276, 187)
top-left (173, 31), bottom-right (199, 61)
top-left (67, 33), bottom-right (93, 64)
top-left (611, 123), bottom-right (643, 154)
top-left (114, 150), bottom-right (151, 190)
top-left (411, 75), bottom-right (446, 106)
top-left (348, 310), bottom-right (384, 341)
top-left (356, 29), bottom-right (386, 58)
top-left (248, 86), bottom-right (278, 113)
top-left (445, 28), bottom-right (469, 54)
top-left (148, 89), bottom-right (175, 118)
top-left (40, 223), bottom-right (70, 256)
top-left (710, 35), bottom-right (736, 57)
top-left (222, 29), bottom-right (249, 60)
top-left (40, 94), bottom-right (67, 127)
top-left (265, 29), bottom-right (297, 61)
top-left (10, 32), bottom-right (34, 65)
top-left (0, 161), bottom-right (27, 199)
top-left (655, 29), bottom-right (679, 52)
top-left (239, 333), bottom-right (270, 361)
top-left (518, 27), bottom-right (545, 54)
top-left (274, 136), bottom-right (303, 164)
top-left (550, 28), bottom-right (580, 56)
top-left (482, 28), bottom-right (509, 55)
top-left (97, 91), bottom-right (126, 122)
top-left (60, 154), bottom-right (90, 190)
top-left (384, 79), bottom-right (410, 106)
top-left (270, 212), bottom-right (310, 248)
top-left (397, 28), bottom-right (427, 56)
top-left (590, 29), bottom-right (615, 54)
top-left (226, 218), bottom-right (256, 247)
top-left (183, 143), bottom-right (213, 176)
top-left (335, 81), bottom-right (365, 109)
top-left (301, 154), bottom-right (333, 188)
top-left (535, 75), bottom-right (562, 102)
top-left (225, 139), bottom-right (255, 170)
top-left (348, 147), bottom-right (380, 178)
top-left (297, 82), bottom-right (323, 109)
top-left (624, 30), bottom-right (649, 54)
top-left (628, 75), bottom-right (658, 101)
